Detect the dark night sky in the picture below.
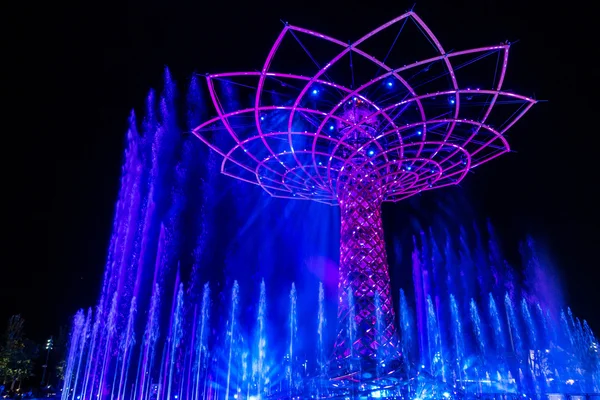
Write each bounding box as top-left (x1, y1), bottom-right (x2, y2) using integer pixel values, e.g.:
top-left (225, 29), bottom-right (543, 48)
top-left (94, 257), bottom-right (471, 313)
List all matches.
top-left (5, 0), bottom-right (599, 341)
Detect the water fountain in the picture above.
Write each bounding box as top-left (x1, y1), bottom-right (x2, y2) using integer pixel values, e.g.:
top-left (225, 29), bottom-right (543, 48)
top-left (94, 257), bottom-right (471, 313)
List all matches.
top-left (62, 206), bottom-right (600, 399)
top-left (61, 12), bottom-right (599, 400)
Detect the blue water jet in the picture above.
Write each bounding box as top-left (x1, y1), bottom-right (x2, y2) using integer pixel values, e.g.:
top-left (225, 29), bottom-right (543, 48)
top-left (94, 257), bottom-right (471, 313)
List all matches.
top-left (59, 70), bottom-right (600, 399)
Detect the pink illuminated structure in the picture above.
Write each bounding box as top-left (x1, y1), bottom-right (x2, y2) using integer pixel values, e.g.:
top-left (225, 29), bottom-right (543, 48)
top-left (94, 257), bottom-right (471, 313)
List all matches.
top-left (192, 12), bottom-right (536, 369)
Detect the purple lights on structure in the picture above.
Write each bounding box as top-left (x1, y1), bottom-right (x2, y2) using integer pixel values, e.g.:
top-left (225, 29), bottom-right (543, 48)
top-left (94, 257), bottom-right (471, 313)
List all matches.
top-left (193, 14), bottom-right (536, 204)
top-left (193, 12), bottom-right (536, 366)
top-left (334, 177), bottom-right (399, 361)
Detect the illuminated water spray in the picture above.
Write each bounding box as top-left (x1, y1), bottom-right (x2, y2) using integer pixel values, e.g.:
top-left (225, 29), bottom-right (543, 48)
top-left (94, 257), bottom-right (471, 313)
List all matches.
top-left (192, 10), bottom-right (536, 377)
top-left (60, 11), bottom-right (600, 400)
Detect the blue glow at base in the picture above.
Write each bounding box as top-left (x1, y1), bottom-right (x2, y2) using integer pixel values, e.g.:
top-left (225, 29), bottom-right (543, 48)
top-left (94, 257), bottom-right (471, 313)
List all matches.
top-left (60, 70), bottom-right (600, 399)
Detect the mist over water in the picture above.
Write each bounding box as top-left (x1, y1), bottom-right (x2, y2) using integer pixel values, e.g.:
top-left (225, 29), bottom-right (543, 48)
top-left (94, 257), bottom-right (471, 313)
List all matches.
top-left (61, 70), bottom-right (599, 399)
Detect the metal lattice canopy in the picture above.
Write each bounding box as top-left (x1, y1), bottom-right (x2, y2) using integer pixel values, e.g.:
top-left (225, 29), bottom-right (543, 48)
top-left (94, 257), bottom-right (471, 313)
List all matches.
top-left (192, 12), bottom-right (536, 205)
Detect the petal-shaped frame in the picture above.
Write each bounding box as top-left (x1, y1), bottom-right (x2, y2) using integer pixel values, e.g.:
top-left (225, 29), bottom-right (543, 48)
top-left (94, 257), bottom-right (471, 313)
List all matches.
top-left (192, 12), bottom-right (536, 206)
